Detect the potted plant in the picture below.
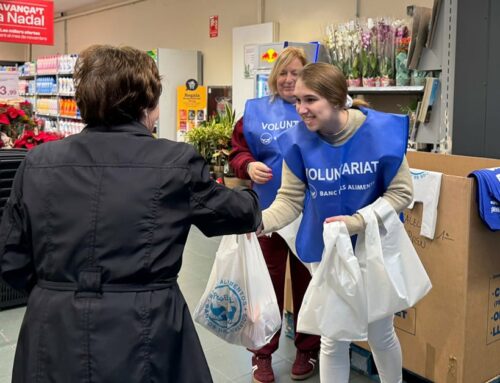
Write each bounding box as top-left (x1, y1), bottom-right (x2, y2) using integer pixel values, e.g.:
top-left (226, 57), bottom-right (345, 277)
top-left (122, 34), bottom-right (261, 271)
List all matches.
top-left (0, 101), bottom-right (61, 149)
top-left (185, 102), bottom-right (235, 180)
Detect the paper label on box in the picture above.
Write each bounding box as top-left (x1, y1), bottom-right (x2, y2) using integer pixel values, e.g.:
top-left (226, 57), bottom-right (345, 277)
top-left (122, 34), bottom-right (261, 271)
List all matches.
top-left (395, 308), bottom-right (417, 335)
top-left (487, 274), bottom-right (500, 345)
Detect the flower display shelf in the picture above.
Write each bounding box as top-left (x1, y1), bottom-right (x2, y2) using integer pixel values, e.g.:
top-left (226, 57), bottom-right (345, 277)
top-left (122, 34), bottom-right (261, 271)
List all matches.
top-left (348, 86), bottom-right (424, 94)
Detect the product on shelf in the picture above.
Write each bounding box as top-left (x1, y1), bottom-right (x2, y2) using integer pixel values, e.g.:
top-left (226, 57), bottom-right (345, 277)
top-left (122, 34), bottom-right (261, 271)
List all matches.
top-left (59, 98), bottom-right (79, 118)
top-left (58, 77), bottom-right (75, 95)
top-left (58, 119), bottom-right (85, 136)
top-left (18, 54), bottom-right (83, 137)
top-left (58, 54), bottom-right (78, 74)
top-left (36, 98), bottom-right (58, 116)
top-left (19, 62), bottom-right (36, 77)
top-left (36, 55), bottom-right (59, 74)
top-left (36, 76), bottom-right (57, 94)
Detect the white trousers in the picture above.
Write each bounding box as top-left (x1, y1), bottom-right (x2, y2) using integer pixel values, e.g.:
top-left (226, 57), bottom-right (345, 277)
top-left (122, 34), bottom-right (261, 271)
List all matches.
top-left (319, 315), bottom-right (402, 383)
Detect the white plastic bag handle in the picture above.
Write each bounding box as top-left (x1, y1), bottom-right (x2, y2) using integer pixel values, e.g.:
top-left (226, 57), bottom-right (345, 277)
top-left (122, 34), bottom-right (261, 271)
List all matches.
top-left (324, 222), bottom-right (361, 295)
top-left (370, 198), bottom-right (401, 233)
top-left (358, 198), bottom-right (402, 265)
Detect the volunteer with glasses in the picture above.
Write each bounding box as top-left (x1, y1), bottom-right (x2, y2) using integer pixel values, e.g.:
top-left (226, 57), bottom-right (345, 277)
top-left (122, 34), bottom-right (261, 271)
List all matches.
top-left (230, 47), bottom-right (320, 383)
top-left (260, 62), bottom-right (413, 383)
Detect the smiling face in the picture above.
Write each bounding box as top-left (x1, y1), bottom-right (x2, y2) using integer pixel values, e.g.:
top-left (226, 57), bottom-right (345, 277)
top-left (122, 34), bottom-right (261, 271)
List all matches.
top-left (276, 57), bottom-right (304, 104)
top-left (294, 78), bottom-right (344, 135)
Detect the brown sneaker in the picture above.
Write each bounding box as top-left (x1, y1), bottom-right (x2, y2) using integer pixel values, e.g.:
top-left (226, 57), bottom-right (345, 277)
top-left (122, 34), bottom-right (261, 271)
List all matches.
top-left (290, 350), bottom-right (318, 380)
top-left (252, 355), bottom-right (275, 383)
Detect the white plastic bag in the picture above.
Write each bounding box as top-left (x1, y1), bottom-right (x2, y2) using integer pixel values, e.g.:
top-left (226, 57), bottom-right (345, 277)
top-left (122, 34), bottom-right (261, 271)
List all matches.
top-left (356, 198), bottom-right (432, 323)
top-left (297, 222), bottom-right (368, 341)
top-left (193, 233), bottom-right (281, 349)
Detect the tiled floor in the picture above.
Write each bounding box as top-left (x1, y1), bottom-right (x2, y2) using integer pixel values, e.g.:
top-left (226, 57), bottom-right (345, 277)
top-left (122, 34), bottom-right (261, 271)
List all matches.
top-left (0, 226), bottom-right (373, 383)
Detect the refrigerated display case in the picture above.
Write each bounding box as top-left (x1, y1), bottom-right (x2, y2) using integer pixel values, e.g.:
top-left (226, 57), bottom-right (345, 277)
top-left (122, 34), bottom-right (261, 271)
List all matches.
top-left (255, 72), bottom-right (270, 98)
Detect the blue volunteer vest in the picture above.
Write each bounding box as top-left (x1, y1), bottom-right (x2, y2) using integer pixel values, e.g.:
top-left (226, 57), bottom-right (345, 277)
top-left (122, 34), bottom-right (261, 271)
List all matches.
top-left (469, 168), bottom-right (500, 231)
top-left (243, 96), bottom-right (301, 209)
top-left (278, 107), bottom-right (408, 262)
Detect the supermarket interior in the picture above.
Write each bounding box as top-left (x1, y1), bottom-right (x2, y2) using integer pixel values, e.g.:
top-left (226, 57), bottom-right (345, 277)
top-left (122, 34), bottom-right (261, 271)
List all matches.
top-left (0, 0), bottom-right (499, 383)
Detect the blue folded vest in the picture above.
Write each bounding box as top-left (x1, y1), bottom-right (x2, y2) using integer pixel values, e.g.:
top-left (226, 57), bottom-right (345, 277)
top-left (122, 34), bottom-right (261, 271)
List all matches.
top-left (469, 168), bottom-right (500, 231)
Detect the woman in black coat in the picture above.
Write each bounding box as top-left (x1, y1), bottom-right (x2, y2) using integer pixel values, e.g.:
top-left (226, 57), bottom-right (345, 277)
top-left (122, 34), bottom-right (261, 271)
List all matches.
top-left (0, 45), bottom-right (261, 383)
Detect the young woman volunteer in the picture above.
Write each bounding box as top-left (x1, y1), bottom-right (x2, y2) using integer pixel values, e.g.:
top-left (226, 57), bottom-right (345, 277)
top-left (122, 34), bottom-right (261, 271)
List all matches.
top-left (260, 62), bottom-right (414, 383)
top-left (230, 47), bottom-right (320, 383)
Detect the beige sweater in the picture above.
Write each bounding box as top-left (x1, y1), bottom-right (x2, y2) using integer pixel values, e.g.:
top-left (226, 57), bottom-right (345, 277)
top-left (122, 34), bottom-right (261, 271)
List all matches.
top-left (262, 109), bottom-right (413, 235)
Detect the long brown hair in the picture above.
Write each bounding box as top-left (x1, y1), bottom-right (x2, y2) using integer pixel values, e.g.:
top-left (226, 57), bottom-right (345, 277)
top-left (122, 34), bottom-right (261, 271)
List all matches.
top-left (297, 63), bottom-right (369, 109)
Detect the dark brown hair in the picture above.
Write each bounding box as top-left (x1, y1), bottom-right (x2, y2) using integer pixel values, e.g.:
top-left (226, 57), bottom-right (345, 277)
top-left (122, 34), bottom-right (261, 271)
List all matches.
top-left (298, 62), bottom-right (369, 109)
top-left (74, 45), bottom-right (162, 126)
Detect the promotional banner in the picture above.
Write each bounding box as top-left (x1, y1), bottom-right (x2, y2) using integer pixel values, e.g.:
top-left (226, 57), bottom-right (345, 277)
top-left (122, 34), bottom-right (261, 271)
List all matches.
top-left (177, 79), bottom-right (206, 140)
top-left (0, 0), bottom-right (54, 45)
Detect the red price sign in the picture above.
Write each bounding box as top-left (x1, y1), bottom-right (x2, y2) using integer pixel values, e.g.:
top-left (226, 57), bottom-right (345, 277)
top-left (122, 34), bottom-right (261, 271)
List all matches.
top-left (0, 0), bottom-right (54, 45)
top-left (0, 72), bottom-right (19, 99)
top-left (209, 15), bottom-right (218, 38)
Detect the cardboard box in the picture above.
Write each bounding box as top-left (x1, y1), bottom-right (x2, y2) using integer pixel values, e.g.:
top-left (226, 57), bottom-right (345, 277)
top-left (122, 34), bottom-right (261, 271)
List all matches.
top-left (359, 152), bottom-right (500, 383)
top-left (284, 256), bottom-right (293, 313)
top-left (284, 257), bottom-right (295, 339)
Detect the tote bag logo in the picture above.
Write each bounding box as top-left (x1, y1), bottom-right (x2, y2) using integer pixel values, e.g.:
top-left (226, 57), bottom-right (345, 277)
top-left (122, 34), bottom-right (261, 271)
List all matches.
top-left (204, 280), bottom-right (247, 334)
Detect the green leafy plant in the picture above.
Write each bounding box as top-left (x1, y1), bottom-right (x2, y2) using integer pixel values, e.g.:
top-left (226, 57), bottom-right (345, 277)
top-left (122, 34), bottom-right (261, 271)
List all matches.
top-left (361, 50), bottom-right (379, 78)
top-left (185, 102), bottom-right (235, 167)
top-left (379, 56), bottom-right (394, 78)
top-left (349, 54), bottom-right (361, 79)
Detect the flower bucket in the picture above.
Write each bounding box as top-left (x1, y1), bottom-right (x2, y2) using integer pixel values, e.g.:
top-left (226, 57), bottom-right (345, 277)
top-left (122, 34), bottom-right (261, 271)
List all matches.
top-left (348, 78), bottom-right (362, 87)
top-left (362, 77), bottom-right (377, 87)
top-left (380, 76), bottom-right (394, 87)
top-left (396, 78), bottom-right (410, 86)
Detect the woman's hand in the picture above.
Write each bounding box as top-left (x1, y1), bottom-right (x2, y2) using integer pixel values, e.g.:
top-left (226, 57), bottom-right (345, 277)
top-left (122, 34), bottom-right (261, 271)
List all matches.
top-left (324, 215), bottom-right (349, 224)
top-left (245, 222), bottom-right (264, 239)
top-left (247, 161), bottom-right (273, 184)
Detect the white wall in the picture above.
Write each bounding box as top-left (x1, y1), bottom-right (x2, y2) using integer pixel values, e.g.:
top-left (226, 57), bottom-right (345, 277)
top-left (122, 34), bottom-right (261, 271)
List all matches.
top-left (31, 0), bottom-right (258, 86)
top-left (0, 43), bottom-right (28, 62)
top-left (4, 0), bottom-right (433, 84)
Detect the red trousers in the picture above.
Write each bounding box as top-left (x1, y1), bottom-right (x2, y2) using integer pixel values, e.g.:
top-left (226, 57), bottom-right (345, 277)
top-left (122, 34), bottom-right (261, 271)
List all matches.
top-left (251, 233), bottom-right (320, 356)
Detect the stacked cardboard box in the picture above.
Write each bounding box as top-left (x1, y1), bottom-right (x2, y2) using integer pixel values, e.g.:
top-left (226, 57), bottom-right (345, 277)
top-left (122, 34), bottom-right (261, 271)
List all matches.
top-left (359, 151), bottom-right (500, 383)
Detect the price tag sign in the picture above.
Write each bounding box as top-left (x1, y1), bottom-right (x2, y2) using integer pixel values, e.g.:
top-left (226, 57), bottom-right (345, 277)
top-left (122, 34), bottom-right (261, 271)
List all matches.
top-left (0, 72), bottom-right (19, 99)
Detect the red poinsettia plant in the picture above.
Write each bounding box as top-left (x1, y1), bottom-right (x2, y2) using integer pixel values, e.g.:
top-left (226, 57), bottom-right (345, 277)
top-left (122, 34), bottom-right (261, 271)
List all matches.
top-left (0, 101), bottom-right (62, 149)
top-left (13, 130), bottom-right (61, 149)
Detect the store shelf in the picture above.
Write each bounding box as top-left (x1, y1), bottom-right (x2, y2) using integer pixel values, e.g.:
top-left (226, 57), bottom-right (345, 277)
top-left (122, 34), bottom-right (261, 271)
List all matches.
top-left (37, 93), bottom-right (58, 96)
top-left (19, 74), bottom-right (35, 79)
top-left (59, 115), bottom-right (81, 120)
top-left (35, 72), bottom-right (75, 76)
top-left (348, 86), bottom-right (424, 95)
top-left (36, 113), bottom-right (58, 118)
top-left (19, 93), bottom-right (36, 97)
top-left (36, 113), bottom-right (81, 120)
top-left (59, 93), bottom-right (75, 97)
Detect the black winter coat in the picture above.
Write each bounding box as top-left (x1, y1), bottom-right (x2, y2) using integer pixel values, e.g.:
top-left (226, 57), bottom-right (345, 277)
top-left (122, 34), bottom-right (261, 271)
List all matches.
top-left (0, 122), bottom-right (261, 383)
